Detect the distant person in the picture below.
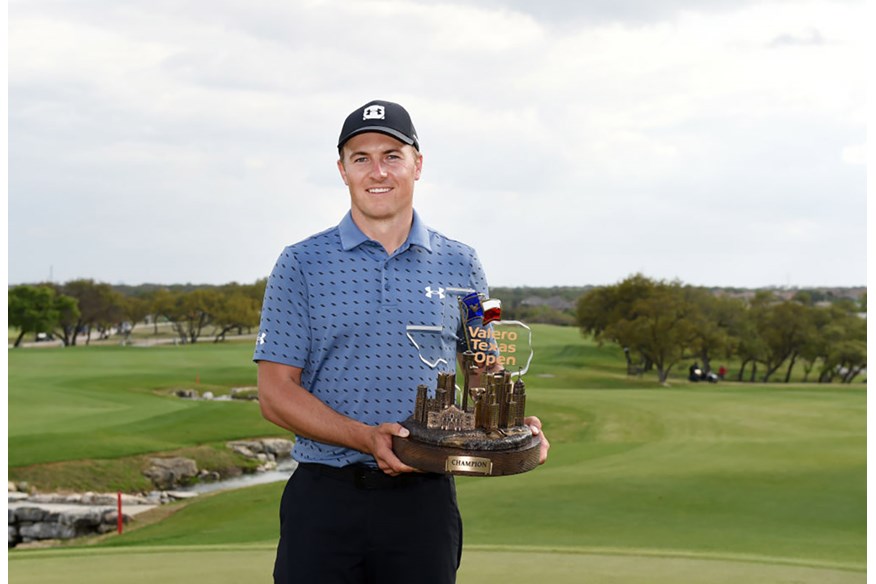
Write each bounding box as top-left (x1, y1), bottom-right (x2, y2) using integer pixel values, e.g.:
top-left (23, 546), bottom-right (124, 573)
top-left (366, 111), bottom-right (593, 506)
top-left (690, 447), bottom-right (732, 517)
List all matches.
top-left (253, 100), bottom-right (549, 584)
top-left (718, 366), bottom-right (727, 380)
top-left (689, 363), bottom-right (703, 382)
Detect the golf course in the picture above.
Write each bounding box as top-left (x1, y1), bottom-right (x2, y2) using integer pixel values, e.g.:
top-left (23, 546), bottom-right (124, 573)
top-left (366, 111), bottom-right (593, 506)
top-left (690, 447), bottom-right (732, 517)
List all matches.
top-left (7, 325), bottom-right (866, 583)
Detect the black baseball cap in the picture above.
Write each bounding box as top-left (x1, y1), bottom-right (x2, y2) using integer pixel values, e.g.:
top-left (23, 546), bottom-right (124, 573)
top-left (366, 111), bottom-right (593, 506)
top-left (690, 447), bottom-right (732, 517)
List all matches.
top-left (337, 100), bottom-right (419, 152)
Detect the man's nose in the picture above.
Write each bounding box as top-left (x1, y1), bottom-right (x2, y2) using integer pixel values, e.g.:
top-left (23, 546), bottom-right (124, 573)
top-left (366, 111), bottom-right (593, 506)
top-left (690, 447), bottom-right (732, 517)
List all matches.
top-left (369, 160), bottom-right (388, 178)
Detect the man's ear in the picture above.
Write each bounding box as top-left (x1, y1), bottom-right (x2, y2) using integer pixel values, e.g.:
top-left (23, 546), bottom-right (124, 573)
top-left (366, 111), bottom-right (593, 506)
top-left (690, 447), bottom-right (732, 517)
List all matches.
top-left (413, 152), bottom-right (423, 181)
top-left (337, 158), bottom-right (348, 185)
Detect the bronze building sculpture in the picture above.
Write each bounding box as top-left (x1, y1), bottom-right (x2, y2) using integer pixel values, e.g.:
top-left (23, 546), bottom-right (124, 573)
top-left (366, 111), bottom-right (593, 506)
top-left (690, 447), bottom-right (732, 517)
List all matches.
top-left (393, 292), bottom-right (541, 476)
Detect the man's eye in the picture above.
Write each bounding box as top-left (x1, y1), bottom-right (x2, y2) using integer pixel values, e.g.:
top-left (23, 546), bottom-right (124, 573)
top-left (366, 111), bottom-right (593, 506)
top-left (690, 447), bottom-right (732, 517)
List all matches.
top-left (353, 157), bottom-right (367, 163)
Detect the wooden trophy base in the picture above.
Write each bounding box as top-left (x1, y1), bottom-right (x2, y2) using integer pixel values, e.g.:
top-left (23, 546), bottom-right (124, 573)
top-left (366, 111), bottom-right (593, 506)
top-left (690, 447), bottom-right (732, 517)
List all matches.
top-left (392, 434), bottom-right (541, 476)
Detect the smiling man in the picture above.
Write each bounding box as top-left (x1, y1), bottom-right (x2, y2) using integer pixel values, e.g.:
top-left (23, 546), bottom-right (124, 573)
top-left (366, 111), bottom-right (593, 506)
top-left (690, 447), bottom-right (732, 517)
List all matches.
top-left (254, 100), bottom-right (548, 584)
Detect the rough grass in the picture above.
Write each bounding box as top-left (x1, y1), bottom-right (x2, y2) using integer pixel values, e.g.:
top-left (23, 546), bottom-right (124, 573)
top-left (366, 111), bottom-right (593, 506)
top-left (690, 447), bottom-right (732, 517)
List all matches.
top-left (9, 444), bottom-right (263, 493)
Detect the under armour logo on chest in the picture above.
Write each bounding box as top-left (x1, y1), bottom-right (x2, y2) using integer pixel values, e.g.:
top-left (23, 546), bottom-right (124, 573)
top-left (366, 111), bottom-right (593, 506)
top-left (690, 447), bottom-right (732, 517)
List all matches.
top-left (425, 286), bottom-right (445, 299)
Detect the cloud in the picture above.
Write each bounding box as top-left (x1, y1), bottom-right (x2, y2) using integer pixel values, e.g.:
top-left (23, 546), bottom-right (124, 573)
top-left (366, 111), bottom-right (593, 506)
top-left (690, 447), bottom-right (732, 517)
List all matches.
top-left (769, 27), bottom-right (827, 47)
top-left (7, 0), bottom-right (867, 287)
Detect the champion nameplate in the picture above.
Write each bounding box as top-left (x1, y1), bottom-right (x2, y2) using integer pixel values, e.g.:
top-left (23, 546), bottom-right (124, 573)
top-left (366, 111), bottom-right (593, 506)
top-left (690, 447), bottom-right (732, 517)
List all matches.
top-left (445, 455), bottom-right (493, 475)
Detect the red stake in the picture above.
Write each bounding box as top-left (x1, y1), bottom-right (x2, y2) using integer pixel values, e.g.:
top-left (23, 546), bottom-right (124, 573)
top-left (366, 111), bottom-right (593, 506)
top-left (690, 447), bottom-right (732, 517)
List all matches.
top-left (117, 491), bottom-right (123, 534)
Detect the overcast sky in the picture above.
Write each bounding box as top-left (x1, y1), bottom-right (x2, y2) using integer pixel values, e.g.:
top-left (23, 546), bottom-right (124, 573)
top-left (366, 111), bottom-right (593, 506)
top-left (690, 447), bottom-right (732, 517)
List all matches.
top-left (7, 0), bottom-right (866, 288)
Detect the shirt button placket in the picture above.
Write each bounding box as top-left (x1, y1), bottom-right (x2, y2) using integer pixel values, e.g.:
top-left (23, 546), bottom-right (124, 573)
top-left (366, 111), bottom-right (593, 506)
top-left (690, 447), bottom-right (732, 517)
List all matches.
top-left (382, 258), bottom-right (396, 306)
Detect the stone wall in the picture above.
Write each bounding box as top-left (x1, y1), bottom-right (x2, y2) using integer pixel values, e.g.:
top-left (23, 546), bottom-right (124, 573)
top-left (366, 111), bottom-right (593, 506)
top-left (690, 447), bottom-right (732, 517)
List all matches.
top-left (8, 437), bottom-right (295, 548)
top-left (7, 491), bottom-right (154, 548)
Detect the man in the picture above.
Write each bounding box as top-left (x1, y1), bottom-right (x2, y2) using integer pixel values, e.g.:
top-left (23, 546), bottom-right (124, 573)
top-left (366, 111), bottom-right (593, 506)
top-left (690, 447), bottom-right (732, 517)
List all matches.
top-left (254, 100), bottom-right (548, 584)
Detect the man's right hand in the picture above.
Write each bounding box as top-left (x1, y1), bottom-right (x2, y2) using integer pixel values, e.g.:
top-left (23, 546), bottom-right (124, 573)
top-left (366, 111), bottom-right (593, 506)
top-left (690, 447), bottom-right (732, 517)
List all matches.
top-left (365, 423), bottom-right (419, 476)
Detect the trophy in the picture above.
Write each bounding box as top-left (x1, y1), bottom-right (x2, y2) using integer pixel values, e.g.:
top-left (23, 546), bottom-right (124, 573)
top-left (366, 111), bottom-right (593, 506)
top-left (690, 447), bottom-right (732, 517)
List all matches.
top-left (392, 288), bottom-right (541, 476)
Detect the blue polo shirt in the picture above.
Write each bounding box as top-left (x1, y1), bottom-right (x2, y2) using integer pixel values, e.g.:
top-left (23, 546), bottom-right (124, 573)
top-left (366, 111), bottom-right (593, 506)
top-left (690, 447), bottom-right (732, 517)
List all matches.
top-left (254, 210), bottom-right (488, 467)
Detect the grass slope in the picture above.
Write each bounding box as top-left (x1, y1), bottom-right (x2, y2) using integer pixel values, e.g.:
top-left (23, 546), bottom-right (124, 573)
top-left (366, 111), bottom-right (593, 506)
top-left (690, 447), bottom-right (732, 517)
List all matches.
top-left (8, 342), bottom-right (278, 467)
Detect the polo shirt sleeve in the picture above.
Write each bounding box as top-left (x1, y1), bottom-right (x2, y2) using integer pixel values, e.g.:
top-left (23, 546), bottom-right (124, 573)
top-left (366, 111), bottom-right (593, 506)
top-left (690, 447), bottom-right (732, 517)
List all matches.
top-left (469, 251), bottom-right (489, 297)
top-left (253, 247), bottom-right (311, 368)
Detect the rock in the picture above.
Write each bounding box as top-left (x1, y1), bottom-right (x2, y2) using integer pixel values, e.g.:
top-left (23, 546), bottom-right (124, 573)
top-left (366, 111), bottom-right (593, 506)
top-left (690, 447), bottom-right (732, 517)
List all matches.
top-left (202, 391), bottom-right (214, 400)
top-left (9, 525), bottom-right (20, 546)
top-left (8, 482), bottom-right (16, 492)
top-left (175, 389), bottom-right (199, 399)
top-left (19, 522), bottom-right (77, 540)
top-left (261, 439), bottom-right (294, 457)
top-left (143, 457), bottom-right (199, 490)
top-left (165, 491), bottom-right (199, 500)
top-left (16, 482), bottom-right (29, 493)
top-left (59, 509), bottom-right (104, 529)
top-left (101, 510), bottom-right (130, 525)
top-left (198, 470), bottom-right (221, 482)
top-left (228, 439), bottom-right (265, 453)
top-left (120, 493), bottom-right (150, 506)
top-left (13, 507), bottom-right (48, 522)
top-left (80, 493), bottom-right (117, 506)
top-left (8, 492), bottom-right (29, 503)
top-left (230, 387), bottom-right (259, 401)
top-left (30, 494), bottom-right (66, 504)
top-left (229, 445), bottom-right (255, 458)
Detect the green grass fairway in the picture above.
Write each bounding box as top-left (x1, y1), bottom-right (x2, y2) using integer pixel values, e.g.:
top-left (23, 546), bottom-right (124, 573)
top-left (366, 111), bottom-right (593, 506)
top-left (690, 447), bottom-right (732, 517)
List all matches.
top-left (8, 547), bottom-right (865, 584)
top-left (7, 342), bottom-right (278, 466)
top-left (85, 385), bottom-right (863, 568)
top-left (7, 325), bottom-right (866, 582)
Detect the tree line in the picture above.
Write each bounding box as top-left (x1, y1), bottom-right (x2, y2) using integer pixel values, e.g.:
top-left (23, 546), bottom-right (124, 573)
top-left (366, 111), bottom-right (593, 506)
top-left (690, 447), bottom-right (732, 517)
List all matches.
top-left (8, 279), bottom-right (266, 347)
top-left (576, 275), bottom-right (866, 384)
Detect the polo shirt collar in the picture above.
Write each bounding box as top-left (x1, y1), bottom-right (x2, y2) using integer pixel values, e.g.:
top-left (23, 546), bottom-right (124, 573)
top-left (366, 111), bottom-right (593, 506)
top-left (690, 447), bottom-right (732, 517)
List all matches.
top-left (338, 210), bottom-right (432, 253)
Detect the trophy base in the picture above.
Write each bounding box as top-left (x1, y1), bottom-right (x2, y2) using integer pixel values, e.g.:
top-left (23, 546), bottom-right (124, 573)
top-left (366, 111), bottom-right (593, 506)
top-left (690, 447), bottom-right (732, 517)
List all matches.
top-left (392, 434), bottom-right (541, 476)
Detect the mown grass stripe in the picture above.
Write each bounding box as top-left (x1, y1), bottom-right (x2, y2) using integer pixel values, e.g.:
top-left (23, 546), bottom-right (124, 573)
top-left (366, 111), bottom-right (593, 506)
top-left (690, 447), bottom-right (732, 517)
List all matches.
top-left (10, 543), bottom-right (865, 573)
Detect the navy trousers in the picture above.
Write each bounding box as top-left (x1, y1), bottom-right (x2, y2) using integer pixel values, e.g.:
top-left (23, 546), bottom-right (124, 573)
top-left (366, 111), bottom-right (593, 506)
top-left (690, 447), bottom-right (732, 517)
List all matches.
top-left (273, 464), bottom-right (463, 584)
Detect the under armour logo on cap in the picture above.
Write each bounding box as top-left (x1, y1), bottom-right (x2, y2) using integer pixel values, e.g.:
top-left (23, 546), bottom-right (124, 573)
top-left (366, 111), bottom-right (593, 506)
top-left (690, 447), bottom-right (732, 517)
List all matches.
top-left (363, 105), bottom-right (385, 120)
top-left (338, 100), bottom-right (419, 151)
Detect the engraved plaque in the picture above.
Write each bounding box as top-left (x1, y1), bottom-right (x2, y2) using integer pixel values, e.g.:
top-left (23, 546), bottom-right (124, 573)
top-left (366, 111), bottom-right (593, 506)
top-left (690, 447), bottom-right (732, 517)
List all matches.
top-left (445, 455), bottom-right (493, 475)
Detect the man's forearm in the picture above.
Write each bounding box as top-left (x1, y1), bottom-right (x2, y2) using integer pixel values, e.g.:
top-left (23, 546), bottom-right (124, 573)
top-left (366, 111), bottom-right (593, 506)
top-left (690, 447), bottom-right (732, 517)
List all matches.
top-left (257, 362), bottom-right (373, 453)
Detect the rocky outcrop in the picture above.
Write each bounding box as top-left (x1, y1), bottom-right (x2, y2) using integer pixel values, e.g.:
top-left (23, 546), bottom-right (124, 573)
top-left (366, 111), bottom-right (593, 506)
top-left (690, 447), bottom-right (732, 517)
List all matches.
top-left (7, 491), bottom-right (158, 548)
top-left (227, 438), bottom-right (294, 471)
top-left (174, 387), bottom-right (258, 401)
top-left (142, 457), bottom-right (199, 490)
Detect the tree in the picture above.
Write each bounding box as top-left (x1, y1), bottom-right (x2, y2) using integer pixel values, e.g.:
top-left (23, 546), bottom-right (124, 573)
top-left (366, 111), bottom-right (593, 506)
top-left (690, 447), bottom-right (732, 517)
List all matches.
top-left (155, 289), bottom-right (221, 344)
top-left (577, 274), bottom-right (657, 370)
top-left (8, 285), bottom-right (79, 347)
top-left (810, 305), bottom-right (866, 383)
top-left (683, 289), bottom-right (741, 374)
top-left (60, 279), bottom-right (126, 345)
top-left (756, 300), bottom-right (815, 382)
top-left (119, 295), bottom-right (152, 340)
top-left (602, 281), bottom-right (697, 384)
top-left (576, 274), bottom-right (655, 339)
top-left (212, 286), bottom-right (261, 342)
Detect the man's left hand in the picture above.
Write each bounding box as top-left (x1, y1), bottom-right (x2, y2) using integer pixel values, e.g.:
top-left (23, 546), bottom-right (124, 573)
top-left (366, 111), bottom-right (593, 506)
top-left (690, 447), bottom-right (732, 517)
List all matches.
top-left (525, 416), bottom-right (550, 464)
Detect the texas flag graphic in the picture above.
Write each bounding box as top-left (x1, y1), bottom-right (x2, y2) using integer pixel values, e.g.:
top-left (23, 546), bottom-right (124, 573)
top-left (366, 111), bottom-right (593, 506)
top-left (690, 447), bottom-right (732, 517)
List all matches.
top-left (482, 298), bottom-right (502, 325)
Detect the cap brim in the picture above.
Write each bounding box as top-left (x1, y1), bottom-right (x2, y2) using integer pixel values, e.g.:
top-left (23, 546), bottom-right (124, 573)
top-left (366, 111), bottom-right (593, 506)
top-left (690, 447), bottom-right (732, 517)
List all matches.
top-left (338, 127), bottom-right (417, 150)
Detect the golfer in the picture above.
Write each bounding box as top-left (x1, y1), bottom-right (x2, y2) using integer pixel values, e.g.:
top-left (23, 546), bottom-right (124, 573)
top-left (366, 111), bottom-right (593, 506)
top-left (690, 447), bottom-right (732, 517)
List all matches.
top-left (254, 99), bottom-right (549, 584)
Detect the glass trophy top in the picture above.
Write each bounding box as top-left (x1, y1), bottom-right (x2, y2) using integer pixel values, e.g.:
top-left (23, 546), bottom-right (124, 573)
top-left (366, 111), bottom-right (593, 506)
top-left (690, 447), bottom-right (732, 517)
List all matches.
top-left (406, 288), bottom-right (533, 378)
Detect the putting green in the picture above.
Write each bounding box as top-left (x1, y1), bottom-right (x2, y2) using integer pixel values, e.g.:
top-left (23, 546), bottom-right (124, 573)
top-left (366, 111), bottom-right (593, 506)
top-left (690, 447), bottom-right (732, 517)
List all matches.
top-left (8, 546), bottom-right (865, 584)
